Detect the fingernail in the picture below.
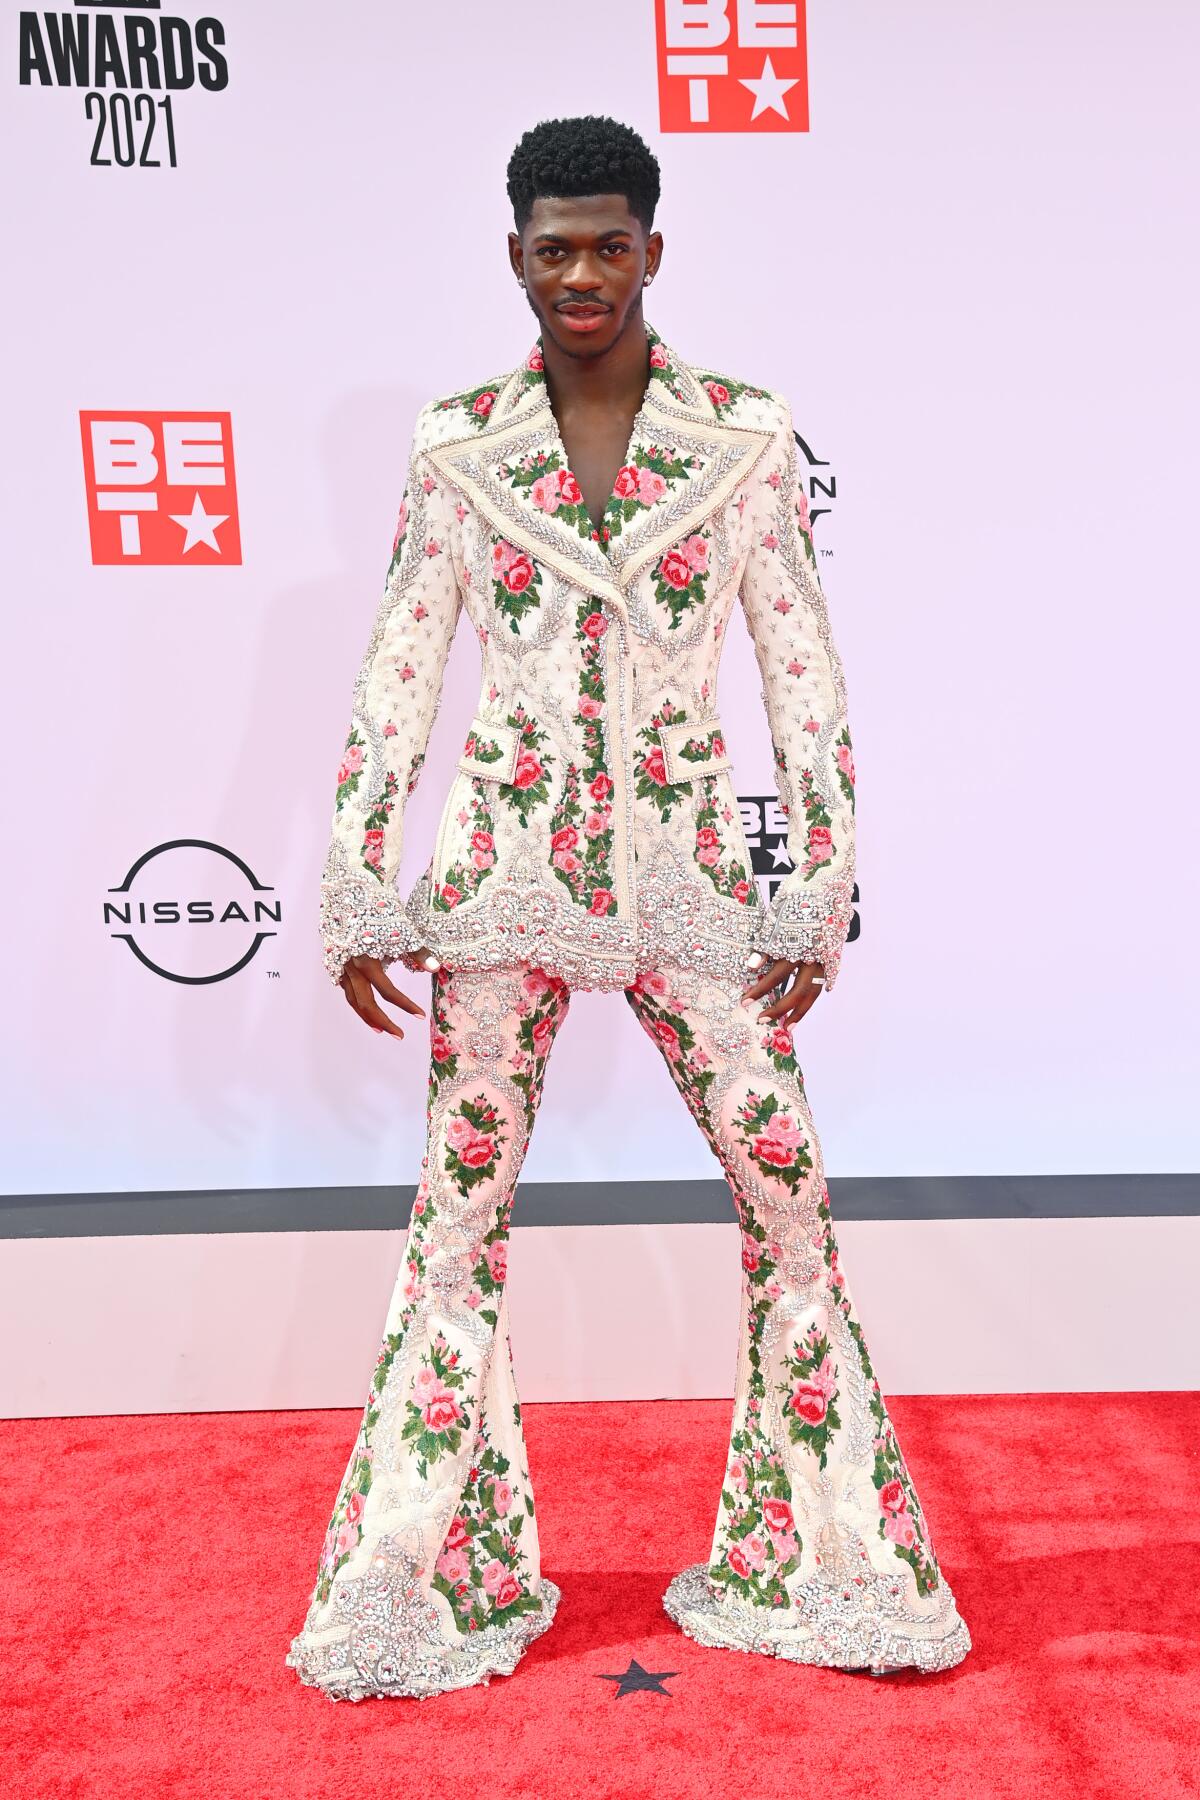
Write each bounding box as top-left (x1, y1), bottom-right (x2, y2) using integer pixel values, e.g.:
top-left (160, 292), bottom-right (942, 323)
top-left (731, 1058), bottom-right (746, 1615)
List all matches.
top-left (371, 1025), bottom-right (383, 1034)
top-left (423, 955), bottom-right (441, 970)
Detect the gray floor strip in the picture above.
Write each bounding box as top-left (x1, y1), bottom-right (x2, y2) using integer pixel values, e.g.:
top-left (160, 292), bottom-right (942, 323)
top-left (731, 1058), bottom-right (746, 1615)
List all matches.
top-left (0, 1173), bottom-right (1196, 1239)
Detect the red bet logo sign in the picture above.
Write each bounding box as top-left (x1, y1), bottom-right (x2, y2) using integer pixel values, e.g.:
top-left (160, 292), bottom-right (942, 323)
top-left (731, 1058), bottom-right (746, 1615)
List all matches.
top-left (80, 411), bottom-right (242, 565)
top-left (655, 0), bottom-right (810, 132)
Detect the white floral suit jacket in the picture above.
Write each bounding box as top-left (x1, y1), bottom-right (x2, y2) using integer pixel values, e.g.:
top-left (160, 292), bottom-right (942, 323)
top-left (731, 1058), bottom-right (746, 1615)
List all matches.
top-left (319, 322), bottom-right (856, 996)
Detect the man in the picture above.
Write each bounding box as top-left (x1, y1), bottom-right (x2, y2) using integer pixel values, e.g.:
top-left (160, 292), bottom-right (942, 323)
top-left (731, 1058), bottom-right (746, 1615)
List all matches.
top-left (290, 115), bottom-right (970, 1701)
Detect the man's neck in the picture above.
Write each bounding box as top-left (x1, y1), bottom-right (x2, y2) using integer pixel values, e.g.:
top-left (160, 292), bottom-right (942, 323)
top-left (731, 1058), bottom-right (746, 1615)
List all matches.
top-left (540, 306), bottom-right (651, 421)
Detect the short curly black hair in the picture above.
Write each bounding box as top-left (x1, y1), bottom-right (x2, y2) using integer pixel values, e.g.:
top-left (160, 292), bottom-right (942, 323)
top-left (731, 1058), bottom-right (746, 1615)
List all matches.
top-left (506, 115), bottom-right (661, 234)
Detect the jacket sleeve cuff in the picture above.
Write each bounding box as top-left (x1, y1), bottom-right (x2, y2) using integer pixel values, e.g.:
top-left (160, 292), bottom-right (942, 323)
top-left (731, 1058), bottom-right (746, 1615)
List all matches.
top-left (748, 871), bottom-right (856, 991)
top-left (319, 875), bottom-right (426, 987)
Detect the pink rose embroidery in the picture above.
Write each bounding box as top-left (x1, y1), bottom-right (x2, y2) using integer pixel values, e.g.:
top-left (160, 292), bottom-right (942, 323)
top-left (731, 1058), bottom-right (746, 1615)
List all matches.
top-left (754, 1134), bottom-right (796, 1168)
top-left (485, 1240), bottom-right (507, 1283)
top-left (726, 1544), bottom-right (752, 1580)
top-left (790, 1382), bottom-right (828, 1425)
top-left (659, 548), bottom-right (692, 590)
top-left (637, 467), bottom-right (667, 506)
top-left (512, 748), bottom-right (543, 788)
top-left (762, 1498), bottom-right (794, 1535)
top-left (743, 1533), bottom-right (768, 1573)
top-left (681, 532), bottom-right (709, 573)
top-left (642, 746), bottom-right (668, 786)
top-left (481, 1558), bottom-right (507, 1595)
top-left (813, 1353), bottom-right (838, 1400)
top-left (440, 1512), bottom-right (467, 1555)
top-left (424, 1392), bottom-right (464, 1432)
top-left (493, 1571), bottom-right (523, 1608)
top-left (695, 825), bottom-right (721, 867)
top-left (502, 555), bottom-right (535, 594)
top-left (490, 1478), bottom-right (514, 1516)
top-left (885, 1512), bottom-right (917, 1547)
top-left (436, 1546), bottom-right (469, 1583)
top-left (530, 473), bottom-right (561, 514)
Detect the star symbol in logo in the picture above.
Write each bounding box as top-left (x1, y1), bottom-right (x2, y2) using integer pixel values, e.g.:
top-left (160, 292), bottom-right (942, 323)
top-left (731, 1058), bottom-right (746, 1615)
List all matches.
top-left (595, 1657), bottom-right (679, 1697)
top-left (169, 491), bottom-right (230, 553)
top-left (740, 53), bottom-right (800, 122)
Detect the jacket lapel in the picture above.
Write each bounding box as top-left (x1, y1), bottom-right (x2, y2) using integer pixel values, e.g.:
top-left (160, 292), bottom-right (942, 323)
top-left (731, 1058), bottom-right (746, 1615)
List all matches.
top-left (422, 322), bottom-right (774, 626)
top-left (423, 359), bottom-right (625, 607)
top-left (603, 359), bottom-right (774, 592)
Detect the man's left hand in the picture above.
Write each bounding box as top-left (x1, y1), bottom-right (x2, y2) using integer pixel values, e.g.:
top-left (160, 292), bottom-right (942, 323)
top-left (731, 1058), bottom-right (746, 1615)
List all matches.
top-left (741, 955), bottom-right (825, 1027)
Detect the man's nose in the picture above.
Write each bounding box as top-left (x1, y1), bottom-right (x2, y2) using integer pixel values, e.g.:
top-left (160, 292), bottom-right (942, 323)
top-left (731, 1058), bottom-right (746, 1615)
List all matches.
top-left (561, 258), bottom-right (606, 290)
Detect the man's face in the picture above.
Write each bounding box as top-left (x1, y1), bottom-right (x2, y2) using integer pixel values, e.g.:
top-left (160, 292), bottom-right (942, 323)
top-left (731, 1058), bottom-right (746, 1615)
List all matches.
top-left (508, 194), bottom-right (663, 360)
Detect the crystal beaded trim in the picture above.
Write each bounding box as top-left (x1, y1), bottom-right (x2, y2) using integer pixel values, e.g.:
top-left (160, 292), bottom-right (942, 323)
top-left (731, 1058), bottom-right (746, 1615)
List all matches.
top-left (321, 841), bottom-right (854, 994)
top-left (319, 863), bottom-right (426, 987)
top-left (746, 870), bottom-right (857, 990)
top-left (663, 1561), bottom-right (972, 1675)
top-left (286, 1538), bottom-right (561, 1702)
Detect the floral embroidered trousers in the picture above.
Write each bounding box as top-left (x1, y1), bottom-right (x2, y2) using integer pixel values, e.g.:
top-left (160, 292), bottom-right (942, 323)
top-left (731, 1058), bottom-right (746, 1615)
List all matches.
top-left (286, 960), bottom-right (972, 1701)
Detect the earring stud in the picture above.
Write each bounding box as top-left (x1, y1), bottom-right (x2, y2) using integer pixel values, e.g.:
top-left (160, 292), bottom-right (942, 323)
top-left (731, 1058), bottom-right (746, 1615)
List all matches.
top-left (643, 274), bottom-right (652, 286)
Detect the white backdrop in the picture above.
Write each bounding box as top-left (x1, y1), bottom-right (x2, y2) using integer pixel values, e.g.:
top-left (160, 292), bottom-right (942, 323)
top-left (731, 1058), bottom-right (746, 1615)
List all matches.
top-left (3, 0), bottom-right (1198, 1206)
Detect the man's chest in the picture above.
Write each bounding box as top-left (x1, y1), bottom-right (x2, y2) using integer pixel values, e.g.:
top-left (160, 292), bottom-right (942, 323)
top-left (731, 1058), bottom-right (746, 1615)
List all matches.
top-left (556, 412), bottom-right (641, 538)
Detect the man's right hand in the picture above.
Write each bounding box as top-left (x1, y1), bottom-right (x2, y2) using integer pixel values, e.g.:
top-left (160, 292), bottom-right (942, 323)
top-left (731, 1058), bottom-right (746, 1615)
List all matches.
top-left (340, 950), bottom-right (438, 1038)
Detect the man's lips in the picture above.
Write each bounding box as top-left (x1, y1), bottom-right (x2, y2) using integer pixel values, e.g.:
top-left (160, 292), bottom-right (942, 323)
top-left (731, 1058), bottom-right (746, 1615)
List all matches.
top-left (556, 303), bottom-right (611, 333)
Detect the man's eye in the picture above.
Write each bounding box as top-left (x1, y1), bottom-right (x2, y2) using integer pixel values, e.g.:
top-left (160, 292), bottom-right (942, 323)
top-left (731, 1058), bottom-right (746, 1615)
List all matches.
top-left (603, 244), bottom-right (628, 255)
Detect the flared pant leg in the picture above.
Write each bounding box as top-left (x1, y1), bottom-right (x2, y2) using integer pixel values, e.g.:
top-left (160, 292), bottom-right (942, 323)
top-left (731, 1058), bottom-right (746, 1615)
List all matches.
top-left (623, 959), bottom-right (972, 1674)
top-left (287, 964), bottom-right (573, 1700)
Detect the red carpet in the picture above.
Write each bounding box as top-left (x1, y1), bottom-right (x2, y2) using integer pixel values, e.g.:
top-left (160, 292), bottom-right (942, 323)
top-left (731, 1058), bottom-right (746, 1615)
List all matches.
top-left (2, 1393), bottom-right (1196, 1799)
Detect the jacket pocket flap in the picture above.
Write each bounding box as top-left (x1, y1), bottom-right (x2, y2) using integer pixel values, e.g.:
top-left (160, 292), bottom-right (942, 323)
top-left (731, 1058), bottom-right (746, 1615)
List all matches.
top-left (457, 715), bottom-right (519, 784)
top-left (658, 717), bottom-right (734, 785)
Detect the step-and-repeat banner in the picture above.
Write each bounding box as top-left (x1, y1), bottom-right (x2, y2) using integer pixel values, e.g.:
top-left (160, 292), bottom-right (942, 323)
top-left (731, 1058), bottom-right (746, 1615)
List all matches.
top-left (4, 1), bottom-right (1195, 1209)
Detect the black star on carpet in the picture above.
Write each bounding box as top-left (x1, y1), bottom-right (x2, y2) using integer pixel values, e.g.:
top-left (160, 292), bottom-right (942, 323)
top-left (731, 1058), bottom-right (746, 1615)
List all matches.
top-left (596, 1657), bottom-right (679, 1697)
